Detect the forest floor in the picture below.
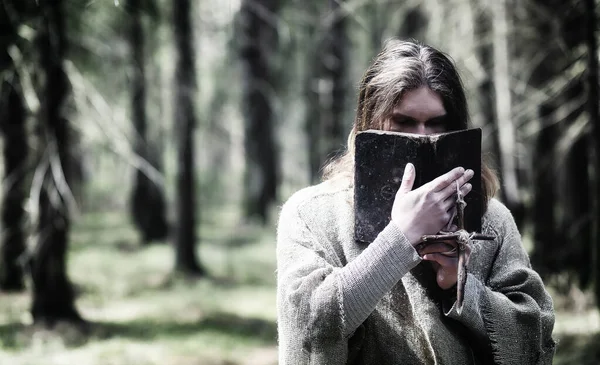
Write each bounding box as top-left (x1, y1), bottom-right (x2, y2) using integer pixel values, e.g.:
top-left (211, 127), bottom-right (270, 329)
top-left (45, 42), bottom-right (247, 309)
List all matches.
top-left (0, 210), bottom-right (598, 364)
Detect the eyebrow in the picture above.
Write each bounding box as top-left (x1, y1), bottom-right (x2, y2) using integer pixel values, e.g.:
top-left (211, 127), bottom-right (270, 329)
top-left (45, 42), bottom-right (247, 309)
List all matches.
top-left (389, 112), bottom-right (448, 123)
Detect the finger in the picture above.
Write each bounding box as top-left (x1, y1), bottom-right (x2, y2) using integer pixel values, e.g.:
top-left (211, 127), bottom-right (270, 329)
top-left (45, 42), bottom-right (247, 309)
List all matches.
top-left (429, 260), bottom-right (441, 272)
top-left (427, 167), bottom-right (464, 192)
top-left (444, 206), bottom-right (457, 230)
top-left (419, 242), bottom-right (457, 256)
top-left (437, 268), bottom-right (457, 290)
top-left (423, 253), bottom-right (458, 267)
top-left (397, 163), bottom-right (416, 195)
top-left (439, 201), bottom-right (456, 219)
top-left (459, 183), bottom-right (472, 198)
top-left (443, 183), bottom-right (473, 204)
top-left (439, 170), bottom-right (474, 199)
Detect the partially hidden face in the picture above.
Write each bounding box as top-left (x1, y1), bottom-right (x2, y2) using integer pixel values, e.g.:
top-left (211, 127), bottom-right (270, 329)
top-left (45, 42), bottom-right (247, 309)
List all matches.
top-left (382, 86), bottom-right (447, 135)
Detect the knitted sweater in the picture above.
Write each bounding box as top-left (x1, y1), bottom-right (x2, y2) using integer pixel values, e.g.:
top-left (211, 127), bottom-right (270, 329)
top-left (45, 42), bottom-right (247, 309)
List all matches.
top-left (276, 178), bottom-right (555, 365)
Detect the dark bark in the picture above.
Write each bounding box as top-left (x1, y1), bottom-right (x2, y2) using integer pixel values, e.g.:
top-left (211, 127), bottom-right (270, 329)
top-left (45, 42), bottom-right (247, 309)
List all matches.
top-left (126, 0), bottom-right (168, 244)
top-left (491, 0), bottom-right (525, 228)
top-left (368, 1), bottom-right (385, 53)
top-left (31, 0), bottom-right (82, 324)
top-left (238, 0), bottom-right (280, 223)
top-left (527, 0), bottom-right (584, 278)
top-left (322, 0), bottom-right (347, 163)
top-left (584, 0), bottom-right (600, 305)
top-left (531, 103), bottom-right (560, 277)
top-left (305, 65), bottom-right (321, 183)
top-left (397, 4), bottom-right (428, 40)
top-left (304, 0), bottom-right (347, 183)
top-left (0, 48), bottom-right (28, 292)
top-left (470, 0), bottom-right (502, 187)
top-left (471, 1), bottom-right (525, 227)
top-left (565, 136), bottom-right (591, 288)
top-left (303, 1), bottom-right (322, 183)
top-left (173, 0), bottom-right (204, 275)
top-left (551, 76), bottom-right (587, 290)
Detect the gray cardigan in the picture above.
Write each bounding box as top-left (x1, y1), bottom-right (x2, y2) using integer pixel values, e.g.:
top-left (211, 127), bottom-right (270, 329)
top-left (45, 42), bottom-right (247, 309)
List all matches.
top-left (276, 178), bottom-right (555, 364)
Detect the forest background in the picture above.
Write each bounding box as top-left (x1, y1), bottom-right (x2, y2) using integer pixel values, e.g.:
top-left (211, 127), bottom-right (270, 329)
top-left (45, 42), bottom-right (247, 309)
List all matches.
top-left (0, 0), bottom-right (599, 364)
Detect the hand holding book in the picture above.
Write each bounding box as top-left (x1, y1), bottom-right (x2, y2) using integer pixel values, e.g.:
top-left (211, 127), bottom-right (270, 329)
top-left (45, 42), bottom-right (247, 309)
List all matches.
top-left (391, 163), bottom-right (474, 246)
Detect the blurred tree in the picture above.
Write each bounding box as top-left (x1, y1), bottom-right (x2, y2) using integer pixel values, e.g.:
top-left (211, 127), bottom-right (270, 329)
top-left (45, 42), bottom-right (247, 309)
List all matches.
top-left (526, 0), bottom-right (562, 277)
top-left (303, 0), bottom-right (322, 183)
top-left (524, 0), bottom-right (592, 291)
top-left (237, 0), bottom-right (280, 222)
top-left (321, 0), bottom-right (348, 170)
top-left (0, 1), bottom-right (29, 292)
top-left (172, 0), bottom-right (204, 275)
top-left (31, 0), bottom-right (83, 323)
top-left (531, 102), bottom-right (561, 277)
top-left (397, 4), bottom-right (428, 40)
top-left (556, 76), bottom-right (588, 288)
top-left (125, 0), bottom-right (169, 244)
top-left (368, 1), bottom-right (384, 51)
top-left (584, 0), bottom-right (599, 306)
top-left (469, 0), bottom-right (502, 191)
top-left (304, 0), bottom-right (347, 182)
top-left (491, 0), bottom-right (525, 226)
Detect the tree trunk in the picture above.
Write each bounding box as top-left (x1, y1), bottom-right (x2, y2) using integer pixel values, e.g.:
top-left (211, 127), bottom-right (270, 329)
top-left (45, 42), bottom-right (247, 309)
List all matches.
top-left (368, 1), bottom-right (385, 54)
top-left (526, 0), bottom-right (570, 278)
top-left (470, 0), bottom-right (502, 193)
top-left (126, 0), bottom-right (168, 244)
top-left (397, 4), bottom-right (428, 40)
top-left (173, 0), bottom-right (203, 275)
top-left (304, 0), bottom-right (347, 183)
top-left (31, 0), bottom-right (82, 324)
top-left (491, 0), bottom-right (524, 227)
top-left (321, 0), bottom-right (347, 163)
top-left (0, 49), bottom-right (28, 292)
top-left (531, 103), bottom-right (561, 277)
top-left (238, 0), bottom-right (280, 223)
top-left (565, 136), bottom-right (591, 288)
top-left (584, 0), bottom-right (600, 305)
top-left (304, 0), bottom-right (323, 183)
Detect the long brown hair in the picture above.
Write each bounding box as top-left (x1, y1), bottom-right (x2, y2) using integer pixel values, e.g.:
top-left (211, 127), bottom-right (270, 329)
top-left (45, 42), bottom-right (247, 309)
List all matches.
top-left (322, 39), bottom-right (499, 205)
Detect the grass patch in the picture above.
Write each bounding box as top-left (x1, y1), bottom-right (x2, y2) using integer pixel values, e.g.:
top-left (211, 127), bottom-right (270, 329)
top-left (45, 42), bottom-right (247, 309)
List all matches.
top-left (0, 210), bottom-right (278, 365)
top-left (2, 209), bottom-right (599, 364)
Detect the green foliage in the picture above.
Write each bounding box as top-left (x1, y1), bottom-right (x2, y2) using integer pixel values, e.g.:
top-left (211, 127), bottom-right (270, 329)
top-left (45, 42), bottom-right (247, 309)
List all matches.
top-left (0, 210), bottom-right (277, 364)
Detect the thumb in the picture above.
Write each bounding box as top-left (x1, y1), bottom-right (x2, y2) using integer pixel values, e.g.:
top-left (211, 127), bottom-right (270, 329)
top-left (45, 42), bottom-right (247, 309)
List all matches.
top-left (423, 253), bottom-right (454, 266)
top-left (397, 163), bottom-right (416, 195)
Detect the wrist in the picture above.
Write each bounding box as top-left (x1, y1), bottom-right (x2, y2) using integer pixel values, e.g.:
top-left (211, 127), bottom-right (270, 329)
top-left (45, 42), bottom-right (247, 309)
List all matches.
top-left (392, 220), bottom-right (421, 246)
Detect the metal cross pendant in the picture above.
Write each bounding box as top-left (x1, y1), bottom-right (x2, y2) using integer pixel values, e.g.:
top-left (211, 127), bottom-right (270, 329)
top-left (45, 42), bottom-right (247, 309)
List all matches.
top-left (418, 182), bottom-right (495, 313)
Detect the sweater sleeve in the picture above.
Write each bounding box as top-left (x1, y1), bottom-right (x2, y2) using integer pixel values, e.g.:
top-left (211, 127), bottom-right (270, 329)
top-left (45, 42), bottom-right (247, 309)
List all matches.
top-left (443, 201), bottom-right (556, 364)
top-left (276, 191), bottom-right (421, 365)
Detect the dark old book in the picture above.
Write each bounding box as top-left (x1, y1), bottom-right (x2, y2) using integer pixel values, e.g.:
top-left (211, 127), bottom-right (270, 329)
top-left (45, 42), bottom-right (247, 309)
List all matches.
top-left (354, 128), bottom-right (483, 244)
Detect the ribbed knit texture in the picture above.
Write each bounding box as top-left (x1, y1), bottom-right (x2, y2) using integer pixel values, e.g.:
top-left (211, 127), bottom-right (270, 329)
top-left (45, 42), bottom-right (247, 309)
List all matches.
top-left (276, 179), bottom-right (556, 365)
top-left (339, 222), bottom-right (421, 336)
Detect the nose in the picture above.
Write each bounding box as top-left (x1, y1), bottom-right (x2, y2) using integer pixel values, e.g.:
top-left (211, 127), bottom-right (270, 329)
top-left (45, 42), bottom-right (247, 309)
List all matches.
top-left (416, 123), bottom-right (427, 135)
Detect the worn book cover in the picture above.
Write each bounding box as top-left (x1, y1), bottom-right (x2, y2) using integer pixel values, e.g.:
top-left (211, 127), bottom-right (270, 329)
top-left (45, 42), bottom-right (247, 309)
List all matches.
top-left (354, 128), bottom-right (483, 244)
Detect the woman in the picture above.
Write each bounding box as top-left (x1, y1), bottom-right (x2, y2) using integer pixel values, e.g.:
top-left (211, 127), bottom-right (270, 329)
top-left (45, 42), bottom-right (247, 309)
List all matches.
top-left (276, 39), bottom-right (555, 364)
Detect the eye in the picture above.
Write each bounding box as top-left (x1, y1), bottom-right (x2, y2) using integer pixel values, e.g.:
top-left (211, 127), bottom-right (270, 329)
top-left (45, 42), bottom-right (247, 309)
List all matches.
top-left (389, 116), bottom-right (416, 129)
top-left (426, 116), bottom-right (446, 128)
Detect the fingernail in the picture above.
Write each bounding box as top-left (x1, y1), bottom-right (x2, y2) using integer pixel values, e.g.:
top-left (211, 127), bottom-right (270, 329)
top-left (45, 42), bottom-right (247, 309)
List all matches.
top-left (404, 163), bottom-right (413, 174)
top-left (466, 183), bottom-right (472, 190)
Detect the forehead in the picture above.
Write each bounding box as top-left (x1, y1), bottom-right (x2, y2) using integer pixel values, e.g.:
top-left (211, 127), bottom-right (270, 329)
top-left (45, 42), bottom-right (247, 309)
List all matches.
top-left (392, 86), bottom-right (446, 119)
